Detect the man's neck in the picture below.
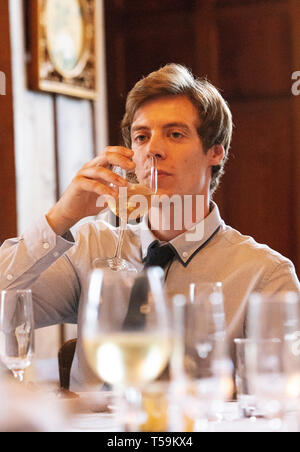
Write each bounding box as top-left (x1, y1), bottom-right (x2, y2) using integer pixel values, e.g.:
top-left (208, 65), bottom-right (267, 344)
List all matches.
top-left (148, 194), bottom-right (210, 242)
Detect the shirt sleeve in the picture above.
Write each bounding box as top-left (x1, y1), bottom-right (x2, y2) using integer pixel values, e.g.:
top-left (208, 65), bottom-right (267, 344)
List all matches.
top-left (0, 215), bottom-right (80, 328)
top-left (260, 261), bottom-right (300, 294)
top-left (242, 262), bottom-right (300, 338)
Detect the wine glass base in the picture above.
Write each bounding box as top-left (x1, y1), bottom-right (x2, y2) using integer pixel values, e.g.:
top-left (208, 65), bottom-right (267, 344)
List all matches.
top-left (93, 258), bottom-right (138, 272)
top-left (11, 369), bottom-right (25, 383)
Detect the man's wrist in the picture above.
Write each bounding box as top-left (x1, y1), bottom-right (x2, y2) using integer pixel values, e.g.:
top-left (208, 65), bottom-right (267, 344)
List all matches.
top-left (46, 206), bottom-right (75, 236)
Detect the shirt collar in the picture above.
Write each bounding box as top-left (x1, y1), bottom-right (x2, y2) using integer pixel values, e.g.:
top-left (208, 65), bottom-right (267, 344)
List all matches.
top-left (140, 202), bottom-right (222, 265)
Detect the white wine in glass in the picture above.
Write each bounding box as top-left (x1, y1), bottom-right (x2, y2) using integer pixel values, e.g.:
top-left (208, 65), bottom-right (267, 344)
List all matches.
top-left (0, 290), bottom-right (34, 382)
top-left (107, 183), bottom-right (155, 222)
top-left (95, 155), bottom-right (158, 272)
top-left (84, 332), bottom-right (170, 387)
top-left (82, 267), bottom-right (171, 431)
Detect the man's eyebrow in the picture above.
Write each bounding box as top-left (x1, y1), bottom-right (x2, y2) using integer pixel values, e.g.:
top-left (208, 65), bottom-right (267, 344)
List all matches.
top-left (162, 122), bottom-right (192, 132)
top-left (131, 125), bottom-right (150, 134)
top-left (131, 122), bottom-right (192, 133)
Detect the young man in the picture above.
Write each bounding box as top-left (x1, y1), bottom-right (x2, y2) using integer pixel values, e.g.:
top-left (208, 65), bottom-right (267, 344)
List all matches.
top-left (0, 64), bottom-right (299, 389)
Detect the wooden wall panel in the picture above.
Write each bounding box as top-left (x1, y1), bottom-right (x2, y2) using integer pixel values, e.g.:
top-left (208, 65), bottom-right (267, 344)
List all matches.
top-left (216, 2), bottom-right (292, 98)
top-left (220, 98), bottom-right (294, 258)
top-left (0, 0), bottom-right (17, 242)
top-left (111, 0), bottom-right (197, 13)
top-left (289, 0), bottom-right (300, 278)
top-left (105, 0), bottom-right (200, 144)
top-left (214, 0), bottom-right (298, 271)
top-left (122, 15), bottom-right (196, 89)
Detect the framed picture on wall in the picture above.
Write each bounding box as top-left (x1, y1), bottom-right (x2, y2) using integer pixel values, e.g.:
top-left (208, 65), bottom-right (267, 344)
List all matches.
top-left (27, 0), bottom-right (98, 100)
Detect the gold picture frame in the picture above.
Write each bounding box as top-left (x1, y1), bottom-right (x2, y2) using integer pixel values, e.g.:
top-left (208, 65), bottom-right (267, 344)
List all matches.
top-left (27, 0), bottom-right (98, 100)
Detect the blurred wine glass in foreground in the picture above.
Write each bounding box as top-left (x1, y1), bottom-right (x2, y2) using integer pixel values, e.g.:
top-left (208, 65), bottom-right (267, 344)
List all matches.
top-left (170, 283), bottom-right (233, 431)
top-left (0, 290), bottom-right (34, 383)
top-left (82, 267), bottom-right (171, 431)
top-left (247, 292), bottom-right (300, 429)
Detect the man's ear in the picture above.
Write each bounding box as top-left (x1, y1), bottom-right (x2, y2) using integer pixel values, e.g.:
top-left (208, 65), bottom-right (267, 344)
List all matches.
top-left (208, 145), bottom-right (225, 166)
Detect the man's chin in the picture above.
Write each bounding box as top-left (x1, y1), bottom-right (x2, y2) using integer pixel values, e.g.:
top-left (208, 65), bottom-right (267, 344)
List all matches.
top-left (154, 188), bottom-right (180, 197)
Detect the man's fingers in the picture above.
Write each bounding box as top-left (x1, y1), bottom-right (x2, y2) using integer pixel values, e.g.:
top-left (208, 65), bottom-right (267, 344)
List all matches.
top-left (76, 176), bottom-right (118, 198)
top-left (82, 154), bottom-right (107, 169)
top-left (79, 166), bottom-right (128, 187)
top-left (105, 152), bottom-right (136, 171)
top-left (83, 147), bottom-right (135, 170)
top-left (105, 146), bottom-right (134, 158)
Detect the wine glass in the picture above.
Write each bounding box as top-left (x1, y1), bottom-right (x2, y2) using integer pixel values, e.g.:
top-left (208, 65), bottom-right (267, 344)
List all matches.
top-left (0, 290), bottom-right (35, 382)
top-left (170, 283), bottom-right (233, 430)
top-left (95, 155), bottom-right (158, 272)
top-left (246, 292), bottom-right (300, 429)
top-left (82, 266), bottom-right (171, 431)
top-left (172, 282), bottom-right (227, 377)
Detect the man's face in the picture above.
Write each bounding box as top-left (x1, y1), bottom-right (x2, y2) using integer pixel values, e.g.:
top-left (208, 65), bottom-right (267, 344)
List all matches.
top-left (130, 95), bottom-right (216, 198)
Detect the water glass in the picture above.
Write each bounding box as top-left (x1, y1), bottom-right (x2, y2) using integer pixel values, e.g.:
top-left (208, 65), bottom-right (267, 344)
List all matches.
top-left (234, 338), bottom-right (265, 418)
top-left (0, 290), bottom-right (35, 382)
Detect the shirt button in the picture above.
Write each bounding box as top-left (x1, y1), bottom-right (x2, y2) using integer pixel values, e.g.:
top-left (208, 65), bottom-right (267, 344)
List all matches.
top-left (53, 252), bottom-right (60, 258)
top-left (43, 243), bottom-right (50, 250)
top-left (7, 274), bottom-right (13, 281)
top-left (182, 252), bottom-right (188, 259)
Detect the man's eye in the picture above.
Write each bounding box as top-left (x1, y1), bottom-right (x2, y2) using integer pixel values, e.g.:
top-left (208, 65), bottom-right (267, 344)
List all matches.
top-left (171, 132), bottom-right (184, 139)
top-left (134, 135), bottom-right (147, 143)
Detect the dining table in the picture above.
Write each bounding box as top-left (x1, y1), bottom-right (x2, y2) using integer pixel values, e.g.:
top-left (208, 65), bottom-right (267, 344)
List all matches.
top-left (61, 393), bottom-right (300, 433)
top-left (1, 378), bottom-right (299, 433)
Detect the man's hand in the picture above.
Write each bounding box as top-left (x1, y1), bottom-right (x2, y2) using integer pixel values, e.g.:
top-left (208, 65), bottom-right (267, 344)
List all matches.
top-left (46, 147), bottom-right (136, 236)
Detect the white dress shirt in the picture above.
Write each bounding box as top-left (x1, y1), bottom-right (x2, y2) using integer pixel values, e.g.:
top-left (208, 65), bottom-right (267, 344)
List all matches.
top-left (0, 203), bottom-right (299, 390)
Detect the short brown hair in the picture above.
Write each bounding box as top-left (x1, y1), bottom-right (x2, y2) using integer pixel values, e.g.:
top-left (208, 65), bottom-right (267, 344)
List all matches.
top-left (121, 63), bottom-right (233, 195)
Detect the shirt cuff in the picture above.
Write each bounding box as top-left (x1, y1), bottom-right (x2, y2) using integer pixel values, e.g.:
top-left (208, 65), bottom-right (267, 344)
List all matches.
top-left (22, 215), bottom-right (75, 262)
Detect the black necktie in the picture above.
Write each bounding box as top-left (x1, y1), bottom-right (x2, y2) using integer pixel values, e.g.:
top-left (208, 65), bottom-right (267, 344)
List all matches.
top-left (122, 242), bottom-right (175, 331)
top-left (143, 240), bottom-right (175, 269)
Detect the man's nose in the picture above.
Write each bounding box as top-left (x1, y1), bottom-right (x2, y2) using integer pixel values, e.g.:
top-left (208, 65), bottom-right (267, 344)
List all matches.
top-left (147, 133), bottom-right (167, 160)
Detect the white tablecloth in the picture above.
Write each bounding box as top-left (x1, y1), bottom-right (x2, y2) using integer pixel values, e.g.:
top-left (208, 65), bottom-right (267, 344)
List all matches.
top-left (63, 398), bottom-right (299, 433)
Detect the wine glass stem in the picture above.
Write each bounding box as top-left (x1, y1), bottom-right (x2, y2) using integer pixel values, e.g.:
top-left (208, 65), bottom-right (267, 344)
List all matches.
top-left (12, 370), bottom-right (24, 383)
top-left (113, 218), bottom-right (127, 260)
top-left (122, 386), bottom-right (144, 432)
